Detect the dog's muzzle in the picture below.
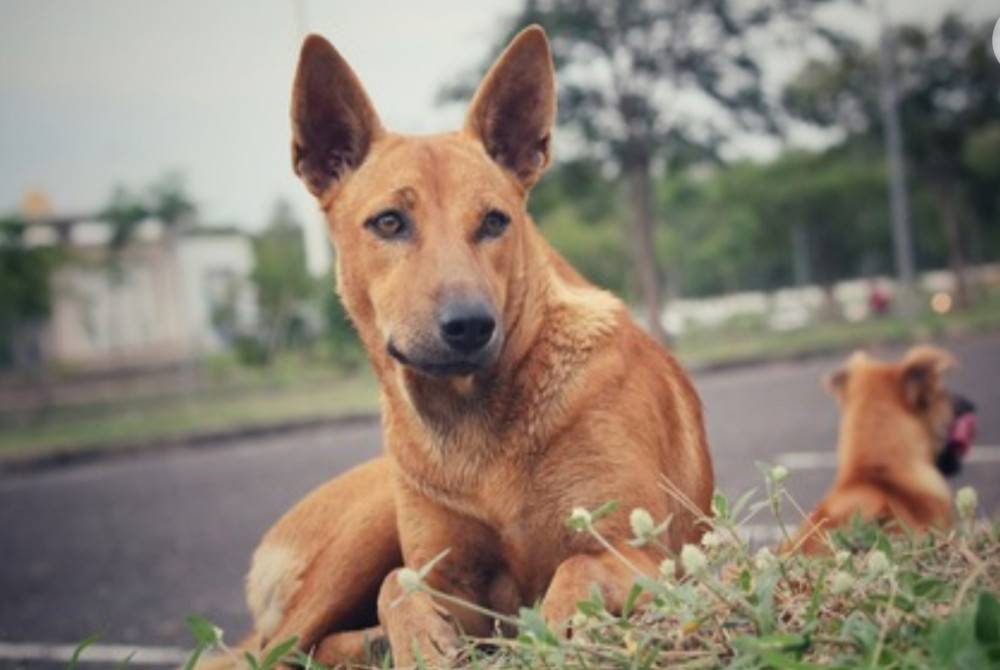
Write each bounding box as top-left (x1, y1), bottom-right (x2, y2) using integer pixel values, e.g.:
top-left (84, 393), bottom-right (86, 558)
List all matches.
top-left (385, 298), bottom-right (503, 378)
top-left (936, 395), bottom-right (977, 477)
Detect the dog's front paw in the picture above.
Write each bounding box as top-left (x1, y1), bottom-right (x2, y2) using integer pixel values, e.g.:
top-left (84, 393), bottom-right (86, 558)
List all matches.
top-left (378, 569), bottom-right (462, 668)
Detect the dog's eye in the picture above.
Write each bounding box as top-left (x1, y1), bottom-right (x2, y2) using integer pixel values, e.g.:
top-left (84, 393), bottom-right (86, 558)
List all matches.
top-left (366, 210), bottom-right (409, 240)
top-left (477, 210), bottom-right (510, 240)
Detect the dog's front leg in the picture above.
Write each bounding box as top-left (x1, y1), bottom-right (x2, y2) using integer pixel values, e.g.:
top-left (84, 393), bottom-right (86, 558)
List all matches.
top-left (377, 568), bottom-right (465, 668)
top-left (541, 545), bottom-right (659, 633)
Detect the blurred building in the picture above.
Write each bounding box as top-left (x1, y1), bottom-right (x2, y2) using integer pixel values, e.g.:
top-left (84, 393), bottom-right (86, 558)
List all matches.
top-left (23, 215), bottom-right (257, 370)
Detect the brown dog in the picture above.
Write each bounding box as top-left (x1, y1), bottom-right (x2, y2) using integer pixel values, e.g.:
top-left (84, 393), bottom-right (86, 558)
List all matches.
top-left (787, 346), bottom-right (976, 554)
top-left (205, 25), bottom-right (714, 668)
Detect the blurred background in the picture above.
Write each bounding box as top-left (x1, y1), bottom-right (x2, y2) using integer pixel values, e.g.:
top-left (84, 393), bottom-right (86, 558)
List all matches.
top-left (1, 0), bottom-right (999, 666)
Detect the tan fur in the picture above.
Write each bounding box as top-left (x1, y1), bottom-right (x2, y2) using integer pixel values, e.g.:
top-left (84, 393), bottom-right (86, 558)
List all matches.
top-left (203, 26), bottom-right (713, 668)
top-left (787, 346), bottom-right (959, 555)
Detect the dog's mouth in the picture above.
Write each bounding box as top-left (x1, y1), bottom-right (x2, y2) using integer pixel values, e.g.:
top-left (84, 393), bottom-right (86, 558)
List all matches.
top-left (936, 395), bottom-right (977, 477)
top-left (386, 340), bottom-right (493, 378)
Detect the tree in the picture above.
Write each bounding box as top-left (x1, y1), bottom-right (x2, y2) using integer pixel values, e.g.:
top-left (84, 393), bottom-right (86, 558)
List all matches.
top-left (444, 0), bottom-right (842, 342)
top-left (657, 146), bottom-right (889, 300)
top-left (252, 199), bottom-right (313, 356)
top-left (784, 14), bottom-right (1000, 307)
top-left (319, 275), bottom-right (363, 368)
top-left (0, 216), bottom-right (58, 368)
top-left (147, 172), bottom-right (196, 228)
top-left (101, 186), bottom-right (148, 250)
top-left (100, 173), bottom-right (197, 251)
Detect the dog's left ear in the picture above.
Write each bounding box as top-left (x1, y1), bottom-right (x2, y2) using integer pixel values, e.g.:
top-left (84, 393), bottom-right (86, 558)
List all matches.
top-left (824, 368), bottom-right (849, 402)
top-left (465, 25), bottom-right (556, 189)
top-left (824, 350), bottom-right (867, 403)
top-left (901, 346), bottom-right (956, 411)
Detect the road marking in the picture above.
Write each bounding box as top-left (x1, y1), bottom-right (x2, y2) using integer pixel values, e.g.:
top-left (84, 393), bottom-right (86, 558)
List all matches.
top-left (777, 445), bottom-right (1000, 469)
top-left (0, 641), bottom-right (189, 665)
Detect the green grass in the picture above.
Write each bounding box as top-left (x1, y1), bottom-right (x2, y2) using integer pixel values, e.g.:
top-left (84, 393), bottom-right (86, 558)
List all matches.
top-left (0, 368), bottom-right (379, 457)
top-left (176, 471), bottom-right (999, 670)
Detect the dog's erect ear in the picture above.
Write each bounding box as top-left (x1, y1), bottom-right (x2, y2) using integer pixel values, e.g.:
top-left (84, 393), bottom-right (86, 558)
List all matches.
top-left (464, 25), bottom-right (556, 189)
top-left (823, 368), bottom-right (849, 402)
top-left (901, 346), bottom-right (956, 411)
top-left (824, 350), bottom-right (867, 402)
top-left (291, 35), bottom-right (383, 197)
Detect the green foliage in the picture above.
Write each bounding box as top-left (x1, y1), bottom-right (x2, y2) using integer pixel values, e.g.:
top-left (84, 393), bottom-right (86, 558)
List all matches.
top-left (659, 147), bottom-right (892, 295)
top-left (166, 478), bottom-right (998, 669)
top-left (99, 173), bottom-right (196, 249)
top-left (251, 199), bottom-right (314, 356)
top-left (320, 276), bottom-right (364, 368)
top-left (539, 206), bottom-right (629, 296)
top-left (0, 215), bottom-right (59, 367)
top-left (530, 159), bottom-right (621, 224)
top-left (784, 13), bottom-right (1000, 275)
top-left (66, 633), bottom-right (101, 670)
top-left (963, 123), bottom-right (1000, 180)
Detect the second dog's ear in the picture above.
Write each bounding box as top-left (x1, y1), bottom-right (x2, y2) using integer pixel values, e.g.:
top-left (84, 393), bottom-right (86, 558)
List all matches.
top-left (291, 35), bottom-right (383, 197)
top-left (824, 368), bottom-right (848, 402)
top-left (824, 350), bottom-right (866, 402)
top-left (901, 346), bottom-right (956, 410)
top-left (465, 25), bottom-right (556, 189)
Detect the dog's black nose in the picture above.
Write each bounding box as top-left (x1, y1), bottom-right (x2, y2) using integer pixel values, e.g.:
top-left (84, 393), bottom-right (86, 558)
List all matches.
top-left (439, 301), bottom-right (496, 355)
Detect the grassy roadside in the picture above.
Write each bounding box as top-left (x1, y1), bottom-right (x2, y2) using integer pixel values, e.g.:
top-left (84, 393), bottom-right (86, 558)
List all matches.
top-left (177, 472), bottom-right (1000, 670)
top-left (0, 368), bottom-right (379, 458)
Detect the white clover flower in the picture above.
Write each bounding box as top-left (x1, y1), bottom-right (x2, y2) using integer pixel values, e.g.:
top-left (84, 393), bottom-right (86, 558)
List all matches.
top-left (770, 465), bottom-right (789, 484)
top-left (956, 486), bottom-right (978, 521)
top-left (397, 567), bottom-right (423, 593)
top-left (659, 558), bottom-right (677, 580)
top-left (753, 547), bottom-right (777, 571)
top-left (568, 507), bottom-right (593, 529)
top-left (630, 508), bottom-right (656, 540)
top-left (865, 550), bottom-right (892, 577)
top-left (835, 550), bottom-right (852, 566)
top-left (700, 530), bottom-right (724, 549)
top-left (830, 570), bottom-right (854, 595)
top-left (681, 544), bottom-right (708, 575)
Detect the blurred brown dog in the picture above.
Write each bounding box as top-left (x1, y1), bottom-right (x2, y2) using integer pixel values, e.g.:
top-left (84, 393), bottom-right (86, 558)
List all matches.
top-left (787, 346), bottom-right (975, 554)
top-left (205, 26), bottom-right (714, 668)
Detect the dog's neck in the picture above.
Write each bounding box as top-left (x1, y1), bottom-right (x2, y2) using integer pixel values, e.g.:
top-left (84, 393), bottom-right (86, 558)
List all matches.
top-left (835, 405), bottom-right (949, 501)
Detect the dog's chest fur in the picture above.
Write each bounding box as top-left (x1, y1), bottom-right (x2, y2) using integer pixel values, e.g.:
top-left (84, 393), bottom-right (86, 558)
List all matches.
top-left (383, 281), bottom-right (627, 590)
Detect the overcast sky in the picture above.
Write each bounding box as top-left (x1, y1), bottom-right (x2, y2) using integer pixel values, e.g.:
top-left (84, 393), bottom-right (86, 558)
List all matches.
top-left (2, 0), bottom-right (996, 273)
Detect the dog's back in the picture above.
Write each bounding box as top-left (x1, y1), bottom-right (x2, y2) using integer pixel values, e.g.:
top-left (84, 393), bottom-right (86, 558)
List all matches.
top-left (788, 347), bottom-right (973, 554)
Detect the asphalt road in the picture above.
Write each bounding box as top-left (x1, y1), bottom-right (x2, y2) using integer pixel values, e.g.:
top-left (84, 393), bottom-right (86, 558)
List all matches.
top-left (1, 334), bottom-right (997, 667)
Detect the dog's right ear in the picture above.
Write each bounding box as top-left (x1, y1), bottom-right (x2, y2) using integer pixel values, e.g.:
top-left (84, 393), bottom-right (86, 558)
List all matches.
top-left (291, 35), bottom-right (383, 197)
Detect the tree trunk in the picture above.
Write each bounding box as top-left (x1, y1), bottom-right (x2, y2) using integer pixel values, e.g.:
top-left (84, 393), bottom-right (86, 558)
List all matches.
top-left (625, 163), bottom-right (668, 345)
top-left (940, 187), bottom-right (970, 309)
top-left (791, 221), bottom-right (811, 287)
